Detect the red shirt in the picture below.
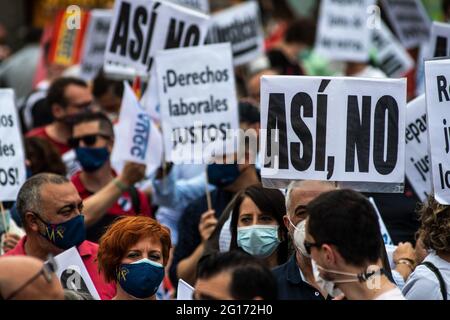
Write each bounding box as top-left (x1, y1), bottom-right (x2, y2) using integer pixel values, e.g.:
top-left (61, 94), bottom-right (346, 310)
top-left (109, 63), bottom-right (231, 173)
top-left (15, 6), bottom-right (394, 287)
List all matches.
top-left (26, 126), bottom-right (71, 155)
top-left (71, 171), bottom-right (152, 218)
top-left (3, 236), bottom-right (116, 300)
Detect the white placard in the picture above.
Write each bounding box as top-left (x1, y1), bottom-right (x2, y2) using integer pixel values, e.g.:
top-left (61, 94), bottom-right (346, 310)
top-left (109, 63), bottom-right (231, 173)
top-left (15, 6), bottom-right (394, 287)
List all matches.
top-left (381, 0), bottom-right (430, 49)
top-left (80, 10), bottom-right (113, 80)
top-left (315, 0), bottom-right (375, 62)
top-left (53, 247), bottom-right (101, 300)
top-left (105, 0), bottom-right (210, 76)
top-left (111, 82), bottom-right (163, 170)
top-left (0, 89), bottom-right (26, 201)
top-left (424, 58), bottom-right (450, 204)
top-left (369, 197), bottom-right (394, 246)
top-left (207, 1), bottom-right (264, 66)
top-left (141, 73), bottom-right (161, 122)
top-left (156, 43), bottom-right (239, 163)
top-left (168, 0), bottom-right (209, 13)
top-left (405, 95), bottom-right (431, 201)
top-left (177, 279), bottom-right (194, 300)
top-left (371, 21), bottom-right (415, 78)
top-left (424, 21), bottom-right (450, 60)
top-left (260, 76), bottom-right (406, 189)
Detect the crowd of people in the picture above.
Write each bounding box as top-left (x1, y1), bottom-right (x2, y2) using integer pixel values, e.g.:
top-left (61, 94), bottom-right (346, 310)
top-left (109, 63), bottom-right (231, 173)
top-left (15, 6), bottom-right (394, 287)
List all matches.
top-left (0, 0), bottom-right (449, 301)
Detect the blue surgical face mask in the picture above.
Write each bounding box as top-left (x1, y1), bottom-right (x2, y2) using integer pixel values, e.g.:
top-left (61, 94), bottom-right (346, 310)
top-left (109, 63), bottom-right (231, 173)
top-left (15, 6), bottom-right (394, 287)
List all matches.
top-left (117, 258), bottom-right (165, 299)
top-left (26, 166), bottom-right (33, 179)
top-left (207, 163), bottom-right (240, 187)
top-left (237, 225), bottom-right (280, 257)
top-left (75, 147), bottom-right (109, 172)
top-left (34, 214), bottom-right (86, 250)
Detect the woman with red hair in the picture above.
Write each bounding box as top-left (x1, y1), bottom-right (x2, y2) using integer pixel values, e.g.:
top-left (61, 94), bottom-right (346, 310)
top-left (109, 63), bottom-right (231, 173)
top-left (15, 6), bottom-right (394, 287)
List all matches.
top-left (97, 216), bottom-right (171, 300)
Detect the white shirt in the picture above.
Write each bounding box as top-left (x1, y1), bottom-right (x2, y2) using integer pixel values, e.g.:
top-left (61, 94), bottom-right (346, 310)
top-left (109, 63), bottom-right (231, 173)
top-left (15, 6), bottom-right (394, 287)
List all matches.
top-left (374, 287), bottom-right (405, 300)
top-left (402, 251), bottom-right (450, 300)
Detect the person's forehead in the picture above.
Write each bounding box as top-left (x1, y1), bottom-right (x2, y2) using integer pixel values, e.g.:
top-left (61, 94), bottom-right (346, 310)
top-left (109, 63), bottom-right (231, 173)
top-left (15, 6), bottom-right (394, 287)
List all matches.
top-left (73, 121), bottom-right (100, 136)
top-left (40, 182), bottom-right (81, 207)
top-left (128, 236), bottom-right (162, 252)
top-left (64, 84), bottom-right (92, 101)
top-left (290, 183), bottom-right (335, 207)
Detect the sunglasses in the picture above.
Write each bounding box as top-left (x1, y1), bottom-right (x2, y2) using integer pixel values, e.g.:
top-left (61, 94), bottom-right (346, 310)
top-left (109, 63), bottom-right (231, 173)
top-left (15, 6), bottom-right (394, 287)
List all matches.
top-left (68, 134), bottom-right (111, 148)
top-left (3, 255), bottom-right (58, 300)
top-left (303, 240), bottom-right (324, 255)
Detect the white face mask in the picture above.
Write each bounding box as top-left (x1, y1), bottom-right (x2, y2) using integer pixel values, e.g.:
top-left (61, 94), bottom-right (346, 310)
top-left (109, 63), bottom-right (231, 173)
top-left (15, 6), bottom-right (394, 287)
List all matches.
top-left (287, 217), bottom-right (310, 257)
top-left (312, 262), bottom-right (382, 298)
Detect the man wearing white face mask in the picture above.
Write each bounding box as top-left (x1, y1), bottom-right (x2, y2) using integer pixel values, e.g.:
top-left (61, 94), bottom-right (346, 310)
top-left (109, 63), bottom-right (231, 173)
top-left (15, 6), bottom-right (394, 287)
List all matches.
top-left (304, 189), bottom-right (405, 300)
top-left (272, 180), bottom-right (336, 300)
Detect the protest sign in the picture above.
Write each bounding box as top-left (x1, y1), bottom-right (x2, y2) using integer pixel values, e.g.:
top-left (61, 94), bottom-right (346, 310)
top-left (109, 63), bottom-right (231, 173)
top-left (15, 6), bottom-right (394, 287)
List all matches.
top-left (105, 0), bottom-right (210, 76)
top-left (53, 247), bottom-right (100, 300)
top-left (369, 197), bottom-right (394, 246)
top-left (155, 43), bottom-right (239, 163)
top-left (177, 279), bottom-right (194, 300)
top-left (424, 58), bottom-right (450, 204)
top-left (405, 95), bottom-right (431, 201)
top-left (424, 22), bottom-right (450, 59)
top-left (207, 1), bottom-right (264, 66)
top-left (80, 10), bottom-right (112, 80)
top-left (141, 74), bottom-right (161, 122)
top-left (315, 0), bottom-right (375, 62)
top-left (381, 0), bottom-right (430, 49)
top-left (0, 89), bottom-right (26, 202)
top-left (168, 0), bottom-right (209, 13)
top-left (111, 82), bottom-right (163, 174)
top-left (260, 76), bottom-right (406, 190)
top-left (371, 21), bottom-right (415, 78)
top-left (48, 8), bottom-right (90, 67)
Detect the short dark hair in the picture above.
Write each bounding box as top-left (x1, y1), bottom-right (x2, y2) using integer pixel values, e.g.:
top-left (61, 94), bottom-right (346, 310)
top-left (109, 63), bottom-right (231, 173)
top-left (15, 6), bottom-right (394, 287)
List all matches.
top-left (229, 184), bottom-right (289, 265)
top-left (71, 111), bottom-right (114, 138)
top-left (47, 77), bottom-right (88, 109)
top-left (284, 19), bottom-right (317, 47)
top-left (92, 71), bottom-right (124, 99)
top-left (306, 189), bottom-right (382, 266)
top-left (239, 101), bottom-right (260, 125)
top-left (197, 251), bottom-right (277, 300)
top-left (16, 173), bottom-right (70, 228)
top-left (443, 0), bottom-right (450, 13)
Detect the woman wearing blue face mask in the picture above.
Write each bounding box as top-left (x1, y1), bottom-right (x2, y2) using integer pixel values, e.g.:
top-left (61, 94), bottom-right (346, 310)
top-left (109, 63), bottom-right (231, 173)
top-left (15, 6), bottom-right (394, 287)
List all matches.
top-left (228, 185), bottom-right (289, 269)
top-left (97, 216), bottom-right (172, 300)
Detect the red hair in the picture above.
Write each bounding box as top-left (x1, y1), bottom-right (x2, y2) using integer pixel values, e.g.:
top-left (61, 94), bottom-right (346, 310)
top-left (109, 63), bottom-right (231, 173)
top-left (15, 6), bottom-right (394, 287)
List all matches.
top-left (97, 216), bottom-right (171, 283)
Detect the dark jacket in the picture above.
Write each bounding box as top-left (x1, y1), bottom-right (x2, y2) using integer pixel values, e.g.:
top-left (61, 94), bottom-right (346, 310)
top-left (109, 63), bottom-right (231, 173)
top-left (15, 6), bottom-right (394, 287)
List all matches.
top-left (272, 254), bottom-right (326, 300)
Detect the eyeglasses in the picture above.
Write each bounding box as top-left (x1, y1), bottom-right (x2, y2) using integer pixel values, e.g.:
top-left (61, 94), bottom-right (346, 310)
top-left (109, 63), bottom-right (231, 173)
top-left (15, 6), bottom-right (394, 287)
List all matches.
top-left (3, 255), bottom-right (58, 300)
top-left (68, 134), bottom-right (111, 148)
top-left (303, 240), bottom-right (323, 255)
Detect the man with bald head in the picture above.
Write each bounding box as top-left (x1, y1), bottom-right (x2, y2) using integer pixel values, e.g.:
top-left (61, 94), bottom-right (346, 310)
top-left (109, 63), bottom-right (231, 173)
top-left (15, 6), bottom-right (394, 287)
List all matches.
top-left (0, 256), bottom-right (64, 300)
top-left (3, 173), bottom-right (115, 299)
top-left (272, 180), bottom-right (336, 300)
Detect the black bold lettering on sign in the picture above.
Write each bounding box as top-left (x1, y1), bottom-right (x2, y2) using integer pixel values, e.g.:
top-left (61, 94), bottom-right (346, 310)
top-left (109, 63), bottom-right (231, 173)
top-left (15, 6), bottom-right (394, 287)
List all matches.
top-left (345, 95), bottom-right (371, 173)
top-left (437, 75), bottom-right (450, 102)
top-left (183, 25), bottom-right (201, 47)
top-left (130, 6), bottom-right (147, 60)
top-left (373, 95), bottom-right (399, 175)
top-left (165, 19), bottom-right (185, 49)
top-left (264, 93), bottom-right (288, 169)
top-left (109, 1), bottom-right (130, 56)
top-left (290, 92), bottom-right (313, 171)
top-left (315, 80), bottom-right (330, 171)
top-left (434, 36), bottom-right (448, 58)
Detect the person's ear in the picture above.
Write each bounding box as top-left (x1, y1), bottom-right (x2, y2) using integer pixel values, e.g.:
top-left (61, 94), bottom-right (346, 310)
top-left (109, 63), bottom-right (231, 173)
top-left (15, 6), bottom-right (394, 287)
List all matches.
top-left (321, 244), bottom-right (337, 265)
top-left (25, 212), bottom-right (40, 233)
top-left (107, 138), bottom-right (114, 153)
top-left (283, 214), bottom-right (290, 230)
top-left (52, 104), bottom-right (65, 119)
